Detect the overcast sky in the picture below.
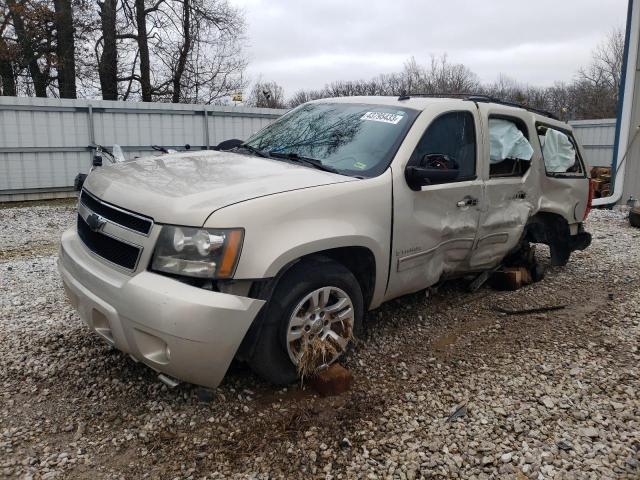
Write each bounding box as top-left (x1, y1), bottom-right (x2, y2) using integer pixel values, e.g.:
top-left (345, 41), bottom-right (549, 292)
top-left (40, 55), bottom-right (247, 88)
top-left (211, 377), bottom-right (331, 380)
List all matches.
top-left (229, 0), bottom-right (629, 96)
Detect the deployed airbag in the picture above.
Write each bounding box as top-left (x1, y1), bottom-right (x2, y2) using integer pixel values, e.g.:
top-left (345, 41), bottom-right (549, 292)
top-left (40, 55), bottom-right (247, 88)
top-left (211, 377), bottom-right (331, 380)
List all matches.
top-left (489, 119), bottom-right (534, 164)
top-left (543, 128), bottom-right (576, 172)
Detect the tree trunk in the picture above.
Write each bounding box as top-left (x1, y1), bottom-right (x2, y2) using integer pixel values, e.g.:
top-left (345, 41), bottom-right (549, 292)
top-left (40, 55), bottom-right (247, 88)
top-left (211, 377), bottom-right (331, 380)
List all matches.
top-left (0, 60), bottom-right (16, 96)
top-left (53, 0), bottom-right (77, 98)
top-left (98, 0), bottom-right (118, 100)
top-left (135, 0), bottom-right (151, 102)
top-left (0, 37), bottom-right (17, 96)
top-left (172, 0), bottom-right (191, 103)
top-left (7, 0), bottom-right (47, 97)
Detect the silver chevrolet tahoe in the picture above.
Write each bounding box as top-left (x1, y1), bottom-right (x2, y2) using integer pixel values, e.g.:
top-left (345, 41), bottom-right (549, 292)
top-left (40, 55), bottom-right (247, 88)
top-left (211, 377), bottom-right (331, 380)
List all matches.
top-left (58, 95), bottom-right (592, 388)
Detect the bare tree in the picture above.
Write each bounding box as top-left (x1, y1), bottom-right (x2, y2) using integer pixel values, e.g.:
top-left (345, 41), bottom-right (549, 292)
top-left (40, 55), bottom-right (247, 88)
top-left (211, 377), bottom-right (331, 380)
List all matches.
top-left (579, 27), bottom-right (624, 94)
top-left (114, 0), bottom-right (164, 101)
top-left (288, 88), bottom-right (324, 107)
top-left (52, 0), bottom-right (77, 97)
top-left (157, 0), bottom-right (247, 103)
top-left (97, 0), bottom-right (118, 100)
top-left (0, 38), bottom-right (17, 95)
top-left (109, 0), bottom-right (246, 103)
top-left (171, 0), bottom-right (191, 102)
top-left (400, 55), bottom-right (480, 94)
top-left (0, 7), bottom-right (18, 96)
top-left (132, 0), bottom-right (155, 101)
top-left (574, 27), bottom-right (625, 118)
top-left (247, 79), bottom-right (285, 108)
top-left (6, 0), bottom-right (53, 97)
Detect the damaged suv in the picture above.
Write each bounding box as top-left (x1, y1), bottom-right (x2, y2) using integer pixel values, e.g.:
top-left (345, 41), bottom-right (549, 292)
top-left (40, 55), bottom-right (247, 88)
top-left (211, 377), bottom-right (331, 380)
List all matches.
top-left (58, 95), bottom-right (592, 388)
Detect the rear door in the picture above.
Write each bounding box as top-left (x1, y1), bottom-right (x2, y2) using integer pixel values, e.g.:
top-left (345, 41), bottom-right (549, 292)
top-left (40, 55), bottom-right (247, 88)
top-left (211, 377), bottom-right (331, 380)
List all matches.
top-left (386, 105), bottom-right (484, 300)
top-left (468, 105), bottom-right (540, 269)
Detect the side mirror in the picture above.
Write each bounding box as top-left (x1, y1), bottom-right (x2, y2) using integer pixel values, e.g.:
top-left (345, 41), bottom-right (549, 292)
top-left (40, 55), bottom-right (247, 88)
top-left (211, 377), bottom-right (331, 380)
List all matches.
top-left (405, 166), bottom-right (459, 190)
top-left (405, 153), bottom-right (460, 190)
top-left (214, 138), bottom-right (243, 151)
top-left (92, 153), bottom-right (103, 167)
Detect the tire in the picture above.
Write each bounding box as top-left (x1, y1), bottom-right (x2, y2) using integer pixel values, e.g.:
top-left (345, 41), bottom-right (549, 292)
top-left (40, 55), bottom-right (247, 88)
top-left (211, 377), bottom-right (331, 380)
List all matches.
top-left (550, 242), bottom-right (571, 266)
top-left (249, 256), bottom-right (364, 385)
top-left (532, 262), bottom-right (546, 283)
top-left (630, 207), bottom-right (640, 228)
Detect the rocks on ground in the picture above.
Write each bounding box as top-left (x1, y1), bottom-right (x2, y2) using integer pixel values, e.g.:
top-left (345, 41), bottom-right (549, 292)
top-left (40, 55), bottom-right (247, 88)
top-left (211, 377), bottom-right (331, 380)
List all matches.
top-left (0, 203), bottom-right (639, 478)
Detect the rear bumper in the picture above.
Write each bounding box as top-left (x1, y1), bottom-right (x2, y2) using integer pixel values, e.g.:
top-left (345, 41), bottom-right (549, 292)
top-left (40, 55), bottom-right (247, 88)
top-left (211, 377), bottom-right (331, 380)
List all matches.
top-left (58, 228), bottom-right (265, 388)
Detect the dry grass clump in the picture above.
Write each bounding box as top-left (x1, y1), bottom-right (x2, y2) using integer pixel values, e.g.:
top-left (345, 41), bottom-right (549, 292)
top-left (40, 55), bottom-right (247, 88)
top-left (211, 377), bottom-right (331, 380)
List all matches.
top-left (297, 336), bottom-right (339, 382)
top-left (296, 324), bottom-right (355, 383)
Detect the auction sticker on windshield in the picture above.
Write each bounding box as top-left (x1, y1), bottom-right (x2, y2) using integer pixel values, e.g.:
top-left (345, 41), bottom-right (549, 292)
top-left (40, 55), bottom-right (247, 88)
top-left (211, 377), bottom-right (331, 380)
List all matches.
top-left (361, 111), bottom-right (404, 125)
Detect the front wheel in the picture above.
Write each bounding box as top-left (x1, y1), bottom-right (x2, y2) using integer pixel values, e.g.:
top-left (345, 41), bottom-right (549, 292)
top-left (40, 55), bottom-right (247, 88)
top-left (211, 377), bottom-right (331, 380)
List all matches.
top-left (249, 257), bottom-right (364, 385)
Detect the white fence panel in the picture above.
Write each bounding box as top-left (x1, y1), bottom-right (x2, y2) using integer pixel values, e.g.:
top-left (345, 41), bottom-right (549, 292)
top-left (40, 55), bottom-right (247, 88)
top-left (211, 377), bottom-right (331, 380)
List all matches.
top-left (569, 119), bottom-right (616, 168)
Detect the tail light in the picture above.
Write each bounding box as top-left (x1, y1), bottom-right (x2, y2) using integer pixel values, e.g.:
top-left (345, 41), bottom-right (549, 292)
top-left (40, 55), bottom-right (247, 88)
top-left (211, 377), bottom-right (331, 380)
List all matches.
top-left (583, 178), bottom-right (595, 220)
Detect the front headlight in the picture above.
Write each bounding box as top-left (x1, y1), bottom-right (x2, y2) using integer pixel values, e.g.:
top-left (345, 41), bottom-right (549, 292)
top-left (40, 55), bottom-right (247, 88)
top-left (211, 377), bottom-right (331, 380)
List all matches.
top-left (151, 226), bottom-right (243, 279)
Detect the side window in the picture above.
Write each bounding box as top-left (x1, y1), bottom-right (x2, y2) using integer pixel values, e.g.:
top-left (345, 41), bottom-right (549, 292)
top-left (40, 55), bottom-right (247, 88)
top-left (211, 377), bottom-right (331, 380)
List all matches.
top-left (409, 111), bottom-right (476, 182)
top-left (537, 125), bottom-right (584, 175)
top-left (489, 117), bottom-right (534, 178)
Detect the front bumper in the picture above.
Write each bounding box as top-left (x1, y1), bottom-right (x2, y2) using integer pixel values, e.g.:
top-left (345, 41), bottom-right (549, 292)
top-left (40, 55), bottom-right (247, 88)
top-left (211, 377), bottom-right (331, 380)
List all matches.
top-left (58, 228), bottom-right (265, 388)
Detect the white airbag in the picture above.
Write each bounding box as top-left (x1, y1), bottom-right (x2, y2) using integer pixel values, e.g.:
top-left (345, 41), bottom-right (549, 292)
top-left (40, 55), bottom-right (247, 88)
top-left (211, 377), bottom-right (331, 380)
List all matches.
top-left (489, 119), bottom-right (534, 164)
top-left (543, 128), bottom-right (576, 172)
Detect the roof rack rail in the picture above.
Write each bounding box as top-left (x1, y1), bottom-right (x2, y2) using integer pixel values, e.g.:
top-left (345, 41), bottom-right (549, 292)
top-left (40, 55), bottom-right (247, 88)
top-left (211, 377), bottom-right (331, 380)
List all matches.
top-left (397, 92), bottom-right (558, 120)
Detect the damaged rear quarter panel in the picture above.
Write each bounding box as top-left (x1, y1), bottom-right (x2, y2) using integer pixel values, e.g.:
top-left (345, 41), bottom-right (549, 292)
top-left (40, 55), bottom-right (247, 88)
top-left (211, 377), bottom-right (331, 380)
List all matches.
top-left (536, 119), bottom-right (590, 223)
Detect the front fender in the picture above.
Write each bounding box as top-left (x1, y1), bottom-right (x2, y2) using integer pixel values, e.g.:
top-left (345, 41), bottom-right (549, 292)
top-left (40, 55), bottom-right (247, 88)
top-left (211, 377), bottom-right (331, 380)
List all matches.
top-left (261, 235), bottom-right (382, 279)
top-left (204, 171), bottom-right (392, 308)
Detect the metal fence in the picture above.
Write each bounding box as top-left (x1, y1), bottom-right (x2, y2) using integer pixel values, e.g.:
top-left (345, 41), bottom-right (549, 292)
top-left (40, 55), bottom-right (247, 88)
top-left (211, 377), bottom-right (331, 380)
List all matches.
top-left (0, 97), bottom-right (621, 202)
top-left (0, 97), bottom-right (285, 202)
top-left (568, 118), bottom-right (616, 168)
top-left (565, 119), bottom-right (640, 202)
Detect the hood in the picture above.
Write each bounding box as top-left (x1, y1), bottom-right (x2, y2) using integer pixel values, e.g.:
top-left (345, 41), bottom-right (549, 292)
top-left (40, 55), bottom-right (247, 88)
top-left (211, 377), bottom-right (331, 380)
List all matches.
top-left (83, 150), bottom-right (355, 226)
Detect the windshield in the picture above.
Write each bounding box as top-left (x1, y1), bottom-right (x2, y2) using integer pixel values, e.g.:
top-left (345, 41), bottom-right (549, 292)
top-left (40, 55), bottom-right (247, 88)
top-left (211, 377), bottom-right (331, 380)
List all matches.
top-left (244, 102), bottom-right (419, 177)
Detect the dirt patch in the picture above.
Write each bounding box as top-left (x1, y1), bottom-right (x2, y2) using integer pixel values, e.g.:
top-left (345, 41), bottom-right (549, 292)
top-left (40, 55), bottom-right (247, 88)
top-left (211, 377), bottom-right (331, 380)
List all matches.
top-left (0, 198), bottom-right (77, 210)
top-left (0, 242), bottom-right (59, 261)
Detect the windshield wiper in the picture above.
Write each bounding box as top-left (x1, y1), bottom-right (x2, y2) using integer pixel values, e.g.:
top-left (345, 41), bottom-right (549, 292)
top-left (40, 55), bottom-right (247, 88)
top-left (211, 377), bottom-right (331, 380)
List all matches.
top-left (235, 143), bottom-right (271, 158)
top-left (268, 152), bottom-right (340, 174)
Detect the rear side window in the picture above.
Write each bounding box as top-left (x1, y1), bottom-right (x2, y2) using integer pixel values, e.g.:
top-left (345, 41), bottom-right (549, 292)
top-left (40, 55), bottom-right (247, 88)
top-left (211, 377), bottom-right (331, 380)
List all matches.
top-left (489, 117), bottom-right (533, 178)
top-left (409, 111), bottom-right (476, 182)
top-left (537, 125), bottom-right (584, 176)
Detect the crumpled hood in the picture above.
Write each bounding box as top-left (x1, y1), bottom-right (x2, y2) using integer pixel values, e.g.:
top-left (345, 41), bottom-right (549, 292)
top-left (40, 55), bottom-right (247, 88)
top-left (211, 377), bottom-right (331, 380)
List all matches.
top-left (83, 150), bottom-right (354, 226)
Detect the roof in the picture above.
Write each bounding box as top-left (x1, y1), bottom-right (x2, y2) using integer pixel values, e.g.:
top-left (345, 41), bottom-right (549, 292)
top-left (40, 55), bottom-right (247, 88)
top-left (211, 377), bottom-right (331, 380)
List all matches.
top-left (310, 95), bottom-right (561, 122)
top-left (310, 95), bottom-right (464, 110)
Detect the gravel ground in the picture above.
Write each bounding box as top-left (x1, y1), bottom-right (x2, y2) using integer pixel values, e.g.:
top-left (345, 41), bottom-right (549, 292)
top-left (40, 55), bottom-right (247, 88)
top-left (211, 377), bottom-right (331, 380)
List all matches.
top-left (1, 203), bottom-right (639, 479)
top-left (0, 200), bottom-right (77, 261)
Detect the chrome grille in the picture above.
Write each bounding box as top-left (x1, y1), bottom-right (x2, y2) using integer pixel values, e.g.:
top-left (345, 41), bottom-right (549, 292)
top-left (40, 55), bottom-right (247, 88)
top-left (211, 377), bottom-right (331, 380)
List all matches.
top-left (77, 214), bottom-right (141, 270)
top-left (76, 190), bottom-right (151, 271)
top-left (80, 190), bottom-right (153, 235)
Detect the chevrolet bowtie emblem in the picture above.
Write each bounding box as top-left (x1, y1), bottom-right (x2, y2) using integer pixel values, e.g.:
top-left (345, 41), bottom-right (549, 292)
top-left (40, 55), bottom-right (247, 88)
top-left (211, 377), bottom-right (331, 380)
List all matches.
top-left (86, 213), bottom-right (107, 232)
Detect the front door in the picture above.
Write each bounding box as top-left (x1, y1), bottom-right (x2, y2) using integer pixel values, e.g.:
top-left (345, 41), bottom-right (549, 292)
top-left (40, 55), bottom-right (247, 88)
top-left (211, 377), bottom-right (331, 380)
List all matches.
top-left (386, 106), bottom-right (483, 300)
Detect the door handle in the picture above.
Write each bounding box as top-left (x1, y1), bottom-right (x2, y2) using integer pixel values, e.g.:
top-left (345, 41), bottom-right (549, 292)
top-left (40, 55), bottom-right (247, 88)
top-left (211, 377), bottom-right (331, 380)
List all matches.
top-left (456, 196), bottom-right (478, 208)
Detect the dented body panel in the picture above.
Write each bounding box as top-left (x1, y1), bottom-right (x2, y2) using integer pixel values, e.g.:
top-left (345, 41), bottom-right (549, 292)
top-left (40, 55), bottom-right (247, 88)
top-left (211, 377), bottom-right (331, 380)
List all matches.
top-left (471, 104), bottom-right (541, 269)
top-left (387, 102), bottom-right (484, 299)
